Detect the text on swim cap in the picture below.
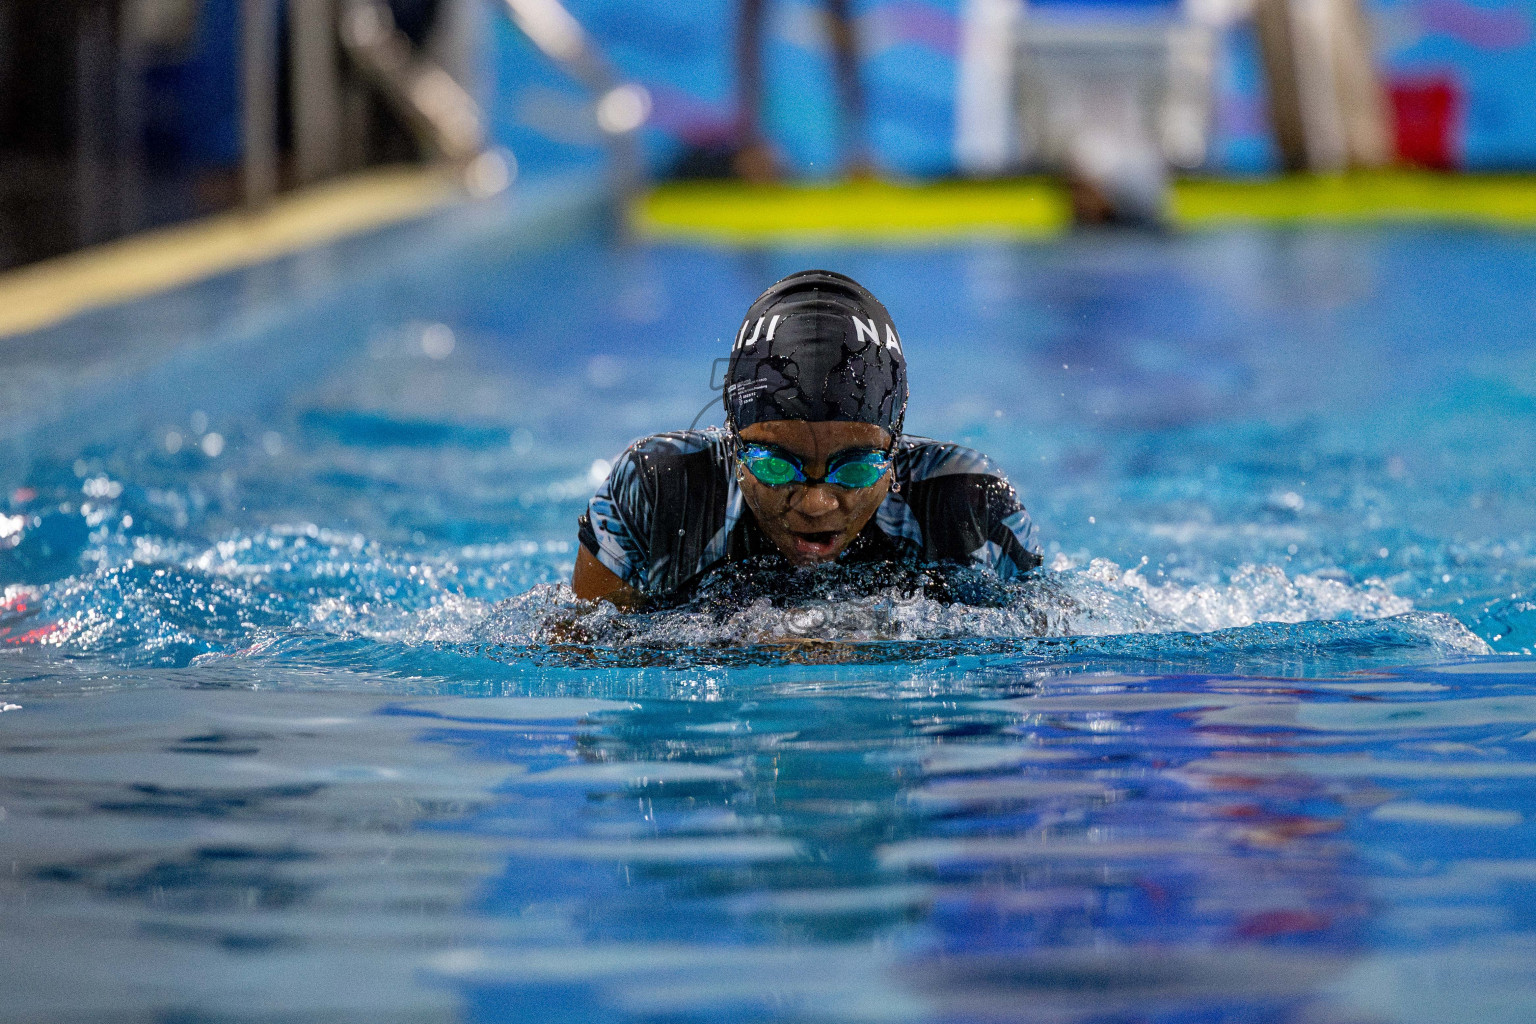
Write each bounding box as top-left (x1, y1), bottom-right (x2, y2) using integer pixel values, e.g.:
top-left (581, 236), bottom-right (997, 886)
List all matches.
top-left (726, 379), bottom-right (770, 402)
top-left (852, 317), bottom-right (903, 354)
top-left (734, 314), bottom-right (781, 352)
top-left (735, 314), bottom-right (900, 354)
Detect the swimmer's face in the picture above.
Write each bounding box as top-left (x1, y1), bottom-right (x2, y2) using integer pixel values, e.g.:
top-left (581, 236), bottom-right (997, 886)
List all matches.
top-left (736, 420), bottom-right (893, 566)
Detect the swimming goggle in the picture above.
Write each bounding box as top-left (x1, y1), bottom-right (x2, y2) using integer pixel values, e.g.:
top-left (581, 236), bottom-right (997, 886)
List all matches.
top-left (737, 443), bottom-right (892, 490)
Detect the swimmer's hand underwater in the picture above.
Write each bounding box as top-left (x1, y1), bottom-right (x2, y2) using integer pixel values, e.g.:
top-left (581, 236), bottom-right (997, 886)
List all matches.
top-left (572, 269), bottom-right (1043, 610)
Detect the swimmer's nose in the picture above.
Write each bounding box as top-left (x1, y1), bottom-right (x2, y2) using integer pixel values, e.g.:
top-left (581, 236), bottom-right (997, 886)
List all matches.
top-left (792, 483), bottom-right (840, 517)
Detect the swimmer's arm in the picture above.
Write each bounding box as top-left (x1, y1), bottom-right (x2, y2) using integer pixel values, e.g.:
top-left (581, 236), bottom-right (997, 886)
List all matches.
top-left (573, 546), bottom-right (644, 610)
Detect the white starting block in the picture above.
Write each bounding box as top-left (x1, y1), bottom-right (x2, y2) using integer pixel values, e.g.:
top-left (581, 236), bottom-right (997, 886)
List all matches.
top-left (956, 0), bottom-right (1224, 222)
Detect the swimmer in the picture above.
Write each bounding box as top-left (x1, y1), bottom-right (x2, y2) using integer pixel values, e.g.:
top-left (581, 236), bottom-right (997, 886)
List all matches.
top-left (573, 269), bottom-right (1042, 609)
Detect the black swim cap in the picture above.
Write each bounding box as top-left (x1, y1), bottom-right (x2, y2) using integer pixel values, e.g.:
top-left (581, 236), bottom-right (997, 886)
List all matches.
top-left (724, 269), bottom-right (907, 435)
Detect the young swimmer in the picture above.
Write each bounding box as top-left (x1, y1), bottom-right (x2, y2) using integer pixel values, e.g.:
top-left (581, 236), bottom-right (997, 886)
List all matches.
top-left (573, 269), bottom-right (1042, 609)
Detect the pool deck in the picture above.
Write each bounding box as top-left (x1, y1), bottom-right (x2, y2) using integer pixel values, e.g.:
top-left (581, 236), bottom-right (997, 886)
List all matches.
top-left (0, 166), bottom-right (460, 341)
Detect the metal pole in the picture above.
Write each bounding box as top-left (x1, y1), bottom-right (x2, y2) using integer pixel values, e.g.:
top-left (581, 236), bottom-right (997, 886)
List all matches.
top-left (339, 0), bottom-right (486, 165)
top-left (242, 0), bottom-right (279, 206)
top-left (115, 2), bottom-right (147, 235)
top-left (290, 0), bottom-right (343, 184)
top-left (74, 1), bottom-right (115, 247)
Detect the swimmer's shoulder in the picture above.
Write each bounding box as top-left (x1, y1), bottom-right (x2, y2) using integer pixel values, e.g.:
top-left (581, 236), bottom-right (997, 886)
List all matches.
top-left (892, 435), bottom-right (1009, 486)
top-left (886, 436), bottom-right (1041, 569)
top-left (611, 429), bottom-right (731, 463)
top-left (621, 428), bottom-right (730, 461)
top-left (606, 428), bottom-right (732, 493)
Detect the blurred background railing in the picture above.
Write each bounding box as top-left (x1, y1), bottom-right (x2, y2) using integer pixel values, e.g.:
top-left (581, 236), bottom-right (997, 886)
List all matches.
top-left (1, 0), bottom-right (1531, 268)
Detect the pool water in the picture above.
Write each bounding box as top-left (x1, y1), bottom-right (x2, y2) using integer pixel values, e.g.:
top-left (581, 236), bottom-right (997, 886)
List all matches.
top-left (3, 196), bottom-right (1536, 1022)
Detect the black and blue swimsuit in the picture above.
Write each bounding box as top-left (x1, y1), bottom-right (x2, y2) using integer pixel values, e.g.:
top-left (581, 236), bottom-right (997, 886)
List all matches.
top-left (578, 428), bottom-right (1043, 602)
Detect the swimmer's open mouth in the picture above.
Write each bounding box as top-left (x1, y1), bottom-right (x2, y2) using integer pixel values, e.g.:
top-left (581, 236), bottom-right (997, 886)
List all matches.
top-left (788, 529), bottom-right (842, 560)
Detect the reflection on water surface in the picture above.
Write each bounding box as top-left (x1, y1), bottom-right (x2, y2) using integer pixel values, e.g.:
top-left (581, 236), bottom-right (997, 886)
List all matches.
top-left (4, 660), bottom-right (1536, 1022)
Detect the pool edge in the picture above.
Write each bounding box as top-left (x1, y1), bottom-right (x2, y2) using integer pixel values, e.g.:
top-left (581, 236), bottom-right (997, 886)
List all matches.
top-left (0, 165), bottom-right (462, 342)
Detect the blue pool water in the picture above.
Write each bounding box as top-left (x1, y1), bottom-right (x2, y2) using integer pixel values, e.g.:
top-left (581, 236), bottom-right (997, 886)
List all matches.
top-left (3, 193), bottom-right (1536, 1021)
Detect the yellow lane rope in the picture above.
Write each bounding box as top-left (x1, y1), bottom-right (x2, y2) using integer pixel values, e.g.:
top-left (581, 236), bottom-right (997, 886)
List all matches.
top-left (1172, 173), bottom-right (1536, 225)
top-left (636, 172), bottom-right (1536, 244)
top-left (635, 178), bottom-right (1072, 245)
top-left (0, 165), bottom-right (459, 340)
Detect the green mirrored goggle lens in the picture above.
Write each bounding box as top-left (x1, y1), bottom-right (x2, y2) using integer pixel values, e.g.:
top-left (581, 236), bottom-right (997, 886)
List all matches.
top-left (744, 453), bottom-right (800, 486)
top-left (824, 458), bottom-right (887, 489)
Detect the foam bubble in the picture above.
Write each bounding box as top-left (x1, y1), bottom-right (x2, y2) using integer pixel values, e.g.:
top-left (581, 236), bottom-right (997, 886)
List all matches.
top-left (15, 513), bottom-right (1492, 672)
top-left (458, 558), bottom-right (1487, 663)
